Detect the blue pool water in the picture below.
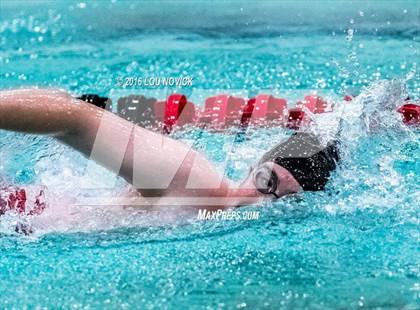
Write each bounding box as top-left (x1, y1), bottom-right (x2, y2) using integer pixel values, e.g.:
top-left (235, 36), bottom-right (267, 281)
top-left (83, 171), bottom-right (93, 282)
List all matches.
top-left (0, 1), bottom-right (419, 308)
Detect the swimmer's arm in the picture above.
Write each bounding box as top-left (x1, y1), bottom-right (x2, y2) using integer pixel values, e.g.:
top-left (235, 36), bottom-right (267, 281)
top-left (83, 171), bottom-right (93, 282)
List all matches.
top-left (0, 89), bottom-right (232, 203)
top-left (68, 104), bottom-right (233, 200)
top-left (0, 89), bottom-right (84, 135)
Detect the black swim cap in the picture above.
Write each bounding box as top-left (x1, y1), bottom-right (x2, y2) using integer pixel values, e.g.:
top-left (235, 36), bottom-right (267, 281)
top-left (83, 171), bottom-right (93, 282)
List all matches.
top-left (259, 132), bottom-right (340, 191)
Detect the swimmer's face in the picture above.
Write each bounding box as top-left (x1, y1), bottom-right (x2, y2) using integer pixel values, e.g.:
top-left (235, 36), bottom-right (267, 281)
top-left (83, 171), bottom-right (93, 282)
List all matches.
top-left (237, 162), bottom-right (303, 202)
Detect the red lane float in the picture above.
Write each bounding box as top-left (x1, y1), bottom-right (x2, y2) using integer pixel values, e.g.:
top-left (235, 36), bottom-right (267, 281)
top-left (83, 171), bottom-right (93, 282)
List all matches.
top-left (287, 108), bottom-right (309, 130)
top-left (161, 94), bottom-right (187, 133)
top-left (117, 95), bottom-right (157, 127)
top-left (199, 95), bottom-right (245, 129)
top-left (7, 189), bottom-right (26, 214)
top-left (28, 190), bottom-right (47, 216)
top-left (0, 188), bottom-right (46, 216)
top-left (83, 93), bottom-right (418, 132)
top-left (344, 95), bottom-right (353, 102)
top-left (155, 94), bottom-right (198, 133)
top-left (117, 94), bottom-right (196, 131)
top-left (397, 103), bottom-right (420, 125)
top-left (297, 95), bottom-right (329, 113)
top-left (241, 94), bottom-right (287, 127)
top-left (178, 101), bottom-right (199, 126)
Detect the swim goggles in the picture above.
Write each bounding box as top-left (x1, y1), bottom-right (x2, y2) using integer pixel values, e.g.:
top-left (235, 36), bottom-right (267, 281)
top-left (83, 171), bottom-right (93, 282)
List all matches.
top-left (251, 163), bottom-right (279, 198)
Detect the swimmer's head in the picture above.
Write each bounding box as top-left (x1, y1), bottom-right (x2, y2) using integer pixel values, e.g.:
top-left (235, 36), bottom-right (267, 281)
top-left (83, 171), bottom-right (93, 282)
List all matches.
top-left (238, 132), bottom-right (339, 201)
top-left (258, 132), bottom-right (340, 192)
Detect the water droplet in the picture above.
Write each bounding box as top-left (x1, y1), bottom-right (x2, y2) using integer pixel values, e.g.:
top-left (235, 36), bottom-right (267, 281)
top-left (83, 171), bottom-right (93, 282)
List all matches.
top-left (346, 29), bottom-right (354, 41)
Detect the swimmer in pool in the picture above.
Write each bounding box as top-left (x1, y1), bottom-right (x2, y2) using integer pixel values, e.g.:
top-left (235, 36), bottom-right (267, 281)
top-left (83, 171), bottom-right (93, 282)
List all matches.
top-left (0, 89), bottom-right (339, 210)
